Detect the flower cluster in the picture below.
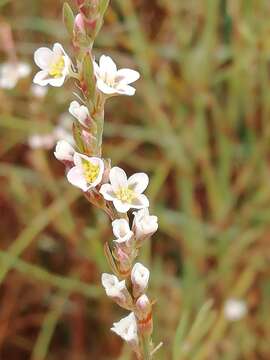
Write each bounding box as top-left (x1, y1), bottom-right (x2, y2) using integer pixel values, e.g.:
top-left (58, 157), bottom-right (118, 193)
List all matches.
top-left (32, 1), bottom-right (160, 358)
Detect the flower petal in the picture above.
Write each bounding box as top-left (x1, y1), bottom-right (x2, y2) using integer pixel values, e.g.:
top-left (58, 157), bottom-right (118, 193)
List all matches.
top-left (47, 75), bottom-right (66, 87)
top-left (115, 69), bottom-right (140, 84)
top-left (130, 194), bottom-right (149, 209)
top-left (34, 47), bottom-right (53, 70)
top-left (112, 219), bottom-right (130, 238)
top-left (115, 84), bottom-right (136, 96)
top-left (67, 166), bottom-right (88, 191)
top-left (99, 55), bottom-right (117, 74)
top-left (109, 167), bottom-right (128, 192)
top-left (113, 199), bottom-right (131, 213)
top-left (100, 184), bottom-right (116, 201)
top-left (97, 79), bottom-right (117, 94)
top-left (128, 173), bottom-right (149, 194)
top-left (33, 70), bottom-right (50, 86)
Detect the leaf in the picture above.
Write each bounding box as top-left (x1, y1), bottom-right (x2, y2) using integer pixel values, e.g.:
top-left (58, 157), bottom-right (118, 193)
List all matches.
top-left (82, 52), bottom-right (95, 100)
top-left (62, 2), bottom-right (74, 37)
top-left (72, 122), bottom-right (85, 153)
top-left (99, 0), bottom-right (110, 16)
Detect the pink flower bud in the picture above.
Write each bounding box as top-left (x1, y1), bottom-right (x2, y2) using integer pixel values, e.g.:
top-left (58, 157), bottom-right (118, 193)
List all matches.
top-left (131, 263), bottom-right (150, 298)
top-left (135, 295), bottom-right (153, 336)
top-left (74, 13), bottom-right (86, 34)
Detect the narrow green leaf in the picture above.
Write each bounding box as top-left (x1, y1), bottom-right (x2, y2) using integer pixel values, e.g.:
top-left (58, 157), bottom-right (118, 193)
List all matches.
top-left (83, 52), bottom-right (95, 99)
top-left (62, 2), bottom-right (74, 37)
top-left (99, 0), bottom-right (110, 16)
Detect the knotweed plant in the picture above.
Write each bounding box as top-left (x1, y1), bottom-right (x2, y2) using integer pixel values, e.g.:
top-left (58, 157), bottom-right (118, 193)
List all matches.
top-left (33, 1), bottom-right (161, 358)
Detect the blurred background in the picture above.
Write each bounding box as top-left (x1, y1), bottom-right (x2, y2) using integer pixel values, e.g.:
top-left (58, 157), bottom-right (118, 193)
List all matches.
top-left (1, 0), bottom-right (270, 359)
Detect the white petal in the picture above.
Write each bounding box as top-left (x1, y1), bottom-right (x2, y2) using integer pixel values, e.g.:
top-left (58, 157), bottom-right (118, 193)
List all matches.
top-left (47, 75), bottom-right (66, 87)
top-left (130, 194), bottom-right (149, 209)
top-left (34, 47), bottom-right (53, 69)
top-left (109, 167), bottom-right (128, 193)
top-left (54, 140), bottom-right (74, 161)
top-left (33, 70), bottom-right (50, 86)
top-left (66, 166), bottom-right (88, 191)
top-left (99, 55), bottom-right (117, 74)
top-left (96, 79), bottom-right (117, 94)
top-left (115, 84), bottom-right (136, 96)
top-left (116, 69), bottom-right (140, 84)
top-left (53, 42), bottom-right (65, 56)
top-left (128, 173), bottom-right (149, 194)
top-left (17, 63), bottom-right (31, 77)
top-left (100, 184), bottom-right (116, 201)
top-left (112, 219), bottom-right (130, 238)
top-left (113, 199), bottom-right (131, 213)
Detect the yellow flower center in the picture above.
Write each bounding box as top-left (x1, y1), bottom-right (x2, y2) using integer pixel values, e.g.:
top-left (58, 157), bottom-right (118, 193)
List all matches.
top-left (116, 187), bottom-right (135, 203)
top-left (82, 161), bottom-right (100, 184)
top-left (49, 56), bottom-right (65, 78)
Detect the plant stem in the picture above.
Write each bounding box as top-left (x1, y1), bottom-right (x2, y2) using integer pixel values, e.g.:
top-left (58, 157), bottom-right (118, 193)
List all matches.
top-left (141, 335), bottom-right (152, 360)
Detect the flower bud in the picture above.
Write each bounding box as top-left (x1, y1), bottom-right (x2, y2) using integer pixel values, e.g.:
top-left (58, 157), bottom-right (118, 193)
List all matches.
top-left (135, 294), bottom-right (153, 336)
top-left (111, 312), bottom-right (140, 355)
top-left (112, 219), bottom-right (134, 252)
top-left (54, 140), bottom-right (75, 162)
top-left (132, 208), bottom-right (158, 244)
top-left (74, 13), bottom-right (86, 34)
top-left (69, 100), bottom-right (91, 127)
top-left (101, 273), bottom-right (133, 310)
top-left (131, 263), bottom-right (150, 298)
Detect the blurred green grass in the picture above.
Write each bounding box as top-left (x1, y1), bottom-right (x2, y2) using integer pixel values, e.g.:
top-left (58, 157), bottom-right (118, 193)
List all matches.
top-left (1, 0), bottom-right (270, 359)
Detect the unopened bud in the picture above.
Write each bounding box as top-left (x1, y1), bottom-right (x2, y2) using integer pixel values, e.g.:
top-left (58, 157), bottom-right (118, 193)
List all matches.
top-left (74, 13), bottom-right (86, 34)
top-left (131, 263), bottom-right (150, 298)
top-left (54, 140), bottom-right (75, 162)
top-left (135, 294), bottom-right (153, 336)
top-left (101, 273), bottom-right (133, 310)
top-left (132, 208), bottom-right (158, 244)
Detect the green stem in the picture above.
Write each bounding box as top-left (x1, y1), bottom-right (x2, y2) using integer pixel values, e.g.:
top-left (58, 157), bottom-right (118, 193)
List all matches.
top-left (141, 335), bottom-right (152, 360)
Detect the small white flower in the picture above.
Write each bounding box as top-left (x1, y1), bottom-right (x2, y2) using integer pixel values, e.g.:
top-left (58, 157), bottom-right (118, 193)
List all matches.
top-left (224, 299), bottom-right (247, 321)
top-left (112, 219), bottom-right (134, 248)
top-left (69, 100), bottom-right (90, 127)
top-left (28, 134), bottom-right (55, 149)
top-left (94, 55), bottom-right (140, 96)
top-left (131, 262), bottom-right (150, 298)
top-left (0, 62), bottom-right (31, 89)
top-left (101, 273), bottom-right (133, 309)
top-left (33, 43), bottom-right (71, 87)
top-left (100, 167), bottom-right (149, 213)
top-left (67, 152), bottom-right (104, 191)
top-left (31, 84), bottom-right (48, 98)
top-left (133, 208), bottom-right (158, 243)
top-left (135, 294), bottom-right (153, 335)
top-left (111, 312), bottom-right (139, 349)
top-left (54, 140), bottom-right (75, 162)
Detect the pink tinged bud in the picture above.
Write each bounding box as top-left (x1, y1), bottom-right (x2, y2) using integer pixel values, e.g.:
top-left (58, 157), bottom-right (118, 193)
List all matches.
top-left (74, 13), bottom-right (86, 34)
top-left (101, 273), bottom-right (133, 310)
top-left (112, 219), bottom-right (135, 253)
top-left (131, 263), bottom-right (150, 298)
top-left (135, 295), bottom-right (153, 336)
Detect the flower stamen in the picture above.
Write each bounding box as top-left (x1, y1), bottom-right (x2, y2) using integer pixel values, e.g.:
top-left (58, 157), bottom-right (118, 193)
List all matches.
top-left (49, 57), bottom-right (65, 78)
top-left (116, 187), bottom-right (135, 203)
top-left (83, 161), bottom-right (100, 183)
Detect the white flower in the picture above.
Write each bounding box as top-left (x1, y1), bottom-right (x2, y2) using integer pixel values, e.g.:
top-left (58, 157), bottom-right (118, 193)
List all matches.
top-left (28, 134), bottom-right (55, 150)
top-left (94, 55), bottom-right (140, 96)
top-left (131, 262), bottom-right (150, 298)
top-left (69, 100), bottom-right (90, 127)
top-left (67, 153), bottom-right (104, 191)
top-left (0, 62), bottom-right (31, 89)
top-left (112, 219), bottom-right (134, 248)
top-left (111, 312), bottom-right (139, 349)
top-left (31, 84), bottom-right (48, 98)
top-left (133, 208), bottom-right (158, 243)
top-left (100, 167), bottom-right (149, 213)
top-left (101, 273), bottom-right (133, 309)
top-left (224, 299), bottom-right (247, 321)
top-left (33, 43), bottom-right (71, 87)
top-left (54, 140), bottom-right (75, 162)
